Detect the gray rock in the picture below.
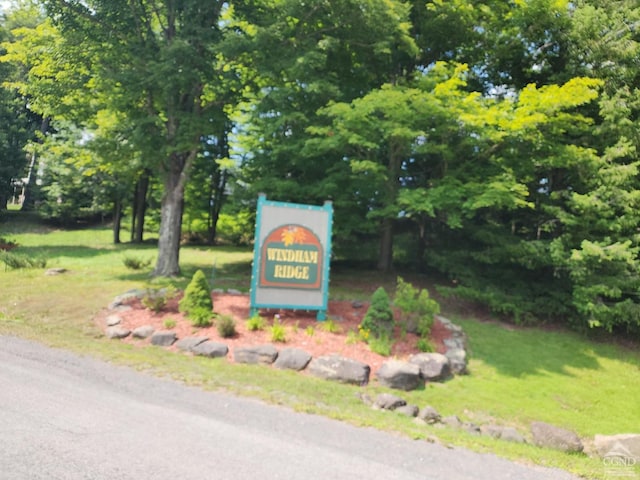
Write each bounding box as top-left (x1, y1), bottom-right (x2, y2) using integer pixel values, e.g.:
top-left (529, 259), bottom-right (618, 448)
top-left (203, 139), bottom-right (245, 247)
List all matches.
top-left (226, 288), bottom-right (242, 295)
top-left (105, 326), bottom-right (130, 339)
top-left (445, 348), bottom-right (468, 375)
top-left (409, 353), bottom-right (451, 382)
top-left (355, 392), bottom-right (373, 406)
top-left (480, 425), bottom-right (525, 443)
top-left (109, 289), bottom-right (146, 309)
top-left (418, 406), bottom-right (441, 424)
top-left (234, 345), bottom-right (278, 365)
top-left (352, 301), bottom-right (364, 309)
top-left (45, 268), bottom-right (67, 276)
top-left (376, 360), bottom-right (422, 391)
top-left (211, 288), bottom-right (225, 294)
top-left (463, 422), bottom-right (481, 435)
top-left (395, 405), bottom-right (419, 417)
top-left (150, 330), bottom-right (177, 347)
top-left (441, 415), bottom-right (462, 428)
top-left (174, 336), bottom-right (209, 352)
top-left (373, 393), bottom-right (406, 411)
top-left (594, 434), bottom-right (640, 459)
top-left (531, 421), bottom-right (583, 453)
top-left (307, 355), bottom-right (370, 386)
top-left (132, 325), bottom-right (155, 339)
top-left (105, 315), bottom-right (122, 327)
top-left (273, 348), bottom-right (312, 371)
top-left (192, 341), bottom-right (228, 358)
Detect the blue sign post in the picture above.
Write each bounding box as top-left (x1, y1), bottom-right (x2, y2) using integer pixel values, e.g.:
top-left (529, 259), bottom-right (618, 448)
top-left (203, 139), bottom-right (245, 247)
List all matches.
top-left (250, 194), bottom-right (333, 320)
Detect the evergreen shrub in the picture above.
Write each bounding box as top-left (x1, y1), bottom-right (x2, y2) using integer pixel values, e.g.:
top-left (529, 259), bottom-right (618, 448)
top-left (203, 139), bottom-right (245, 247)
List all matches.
top-left (360, 287), bottom-right (394, 338)
top-left (179, 270), bottom-right (214, 327)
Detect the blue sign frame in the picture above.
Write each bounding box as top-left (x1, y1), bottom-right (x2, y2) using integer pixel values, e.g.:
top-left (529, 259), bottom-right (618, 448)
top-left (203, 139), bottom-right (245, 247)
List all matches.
top-left (250, 194), bottom-right (333, 320)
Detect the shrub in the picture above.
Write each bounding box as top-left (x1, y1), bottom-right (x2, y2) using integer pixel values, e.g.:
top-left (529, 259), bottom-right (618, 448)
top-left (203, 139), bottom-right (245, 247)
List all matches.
top-left (394, 277), bottom-right (440, 338)
top-left (216, 314), bottom-right (237, 338)
top-left (179, 270), bottom-right (213, 326)
top-left (305, 326), bottom-right (315, 337)
top-left (123, 255), bottom-right (152, 270)
top-left (0, 251), bottom-right (47, 269)
top-left (368, 334), bottom-right (393, 356)
top-left (142, 286), bottom-right (177, 313)
top-left (417, 338), bottom-right (435, 353)
top-left (268, 317), bottom-right (287, 342)
top-left (321, 318), bottom-right (341, 334)
top-left (163, 318), bottom-right (177, 329)
top-left (360, 287), bottom-right (394, 337)
top-left (0, 237), bottom-right (18, 251)
top-left (246, 314), bottom-right (266, 331)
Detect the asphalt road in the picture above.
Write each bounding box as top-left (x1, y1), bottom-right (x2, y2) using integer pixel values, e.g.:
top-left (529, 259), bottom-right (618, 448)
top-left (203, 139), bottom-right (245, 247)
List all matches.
top-left (0, 335), bottom-right (578, 480)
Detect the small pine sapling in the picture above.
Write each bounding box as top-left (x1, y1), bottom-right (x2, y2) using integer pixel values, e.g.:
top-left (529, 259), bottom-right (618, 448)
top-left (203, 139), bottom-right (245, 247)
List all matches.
top-left (360, 287), bottom-right (394, 338)
top-left (179, 270), bottom-right (214, 327)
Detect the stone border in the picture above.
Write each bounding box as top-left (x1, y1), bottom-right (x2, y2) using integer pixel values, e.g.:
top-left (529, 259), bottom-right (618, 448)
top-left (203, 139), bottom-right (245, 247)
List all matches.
top-left (103, 290), bottom-right (469, 390)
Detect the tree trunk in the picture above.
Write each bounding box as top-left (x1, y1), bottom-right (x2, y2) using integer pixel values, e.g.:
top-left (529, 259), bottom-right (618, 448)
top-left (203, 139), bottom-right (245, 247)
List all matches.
top-left (377, 217), bottom-right (394, 272)
top-left (131, 170), bottom-right (150, 243)
top-left (152, 151), bottom-right (195, 277)
top-left (21, 117), bottom-right (50, 211)
top-left (113, 198), bottom-right (122, 244)
top-left (206, 167), bottom-right (228, 245)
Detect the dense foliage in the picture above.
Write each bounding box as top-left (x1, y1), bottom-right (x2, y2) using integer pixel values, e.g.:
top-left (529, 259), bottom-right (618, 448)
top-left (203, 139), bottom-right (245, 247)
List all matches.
top-left (1, 0), bottom-right (640, 336)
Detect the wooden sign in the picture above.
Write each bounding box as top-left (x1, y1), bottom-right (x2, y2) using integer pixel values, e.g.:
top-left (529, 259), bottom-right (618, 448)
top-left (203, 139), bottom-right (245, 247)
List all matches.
top-left (250, 195), bottom-right (333, 320)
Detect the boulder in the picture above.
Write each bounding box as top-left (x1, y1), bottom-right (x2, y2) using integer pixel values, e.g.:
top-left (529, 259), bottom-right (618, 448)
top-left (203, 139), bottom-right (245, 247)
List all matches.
top-left (105, 315), bottom-right (122, 327)
top-left (418, 406), bottom-right (441, 424)
top-left (109, 289), bottom-right (146, 309)
top-left (150, 330), bottom-right (177, 347)
top-left (376, 360), bottom-right (421, 391)
top-left (531, 421), bottom-right (583, 453)
top-left (480, 425), bottom-right (526, 444)
top-left (373, 393), bottom-right (406, 411)
top-left (594, 434), bottom-right (640, 459)
top-left (307, 355), bottom-right (370, 386)
top-left (192, 341), bottom-right (228, 358)
top-left (132, 325), bottom-right (155, 339)
top-left (441, 415), bottom-right (462, 429)
top-left (395, 405), bottom-right (419, 417)
top-left (273, 348), bottom-right (312, 371)
top-left (45, 268), bottom-right (67, 276)
top-left (409, 353), bottom-right (451, 382)
top-left (234, 345), bottom-right (278, 365)
top-left (445, 348), bottom-right (468, 375)
top-left (174, 336), bottom-right (209, 352)
top-left (105, 326), bottom-right (130, 339)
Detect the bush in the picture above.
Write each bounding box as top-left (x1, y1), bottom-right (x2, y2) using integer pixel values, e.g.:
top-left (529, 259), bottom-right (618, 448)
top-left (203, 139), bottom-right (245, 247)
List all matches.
top-left (268, 316), bottom-right (287, 342)
top-left (179, 270), bottom-right (214, 327)
top-left (246, 314), bottom-right (266, 331)
top-left (142, 286), bottom-right (177, 313)
top-left (394, 277), bottom-right (440, 338)
top-left (123, 255), bottom-right (152, 270)
top-left (360, 287), bottom-right (394, 338)
top-left (216, 314), bottom-right (237, 338)
top-left (0, 251), bottom-right (47, 269)
top-left (368, 334), bottom-right (393, 356)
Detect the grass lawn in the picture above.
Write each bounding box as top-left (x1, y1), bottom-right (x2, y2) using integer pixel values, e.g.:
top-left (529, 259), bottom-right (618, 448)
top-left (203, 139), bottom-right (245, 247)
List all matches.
top-left (1, 212), bottom-right (639, 479)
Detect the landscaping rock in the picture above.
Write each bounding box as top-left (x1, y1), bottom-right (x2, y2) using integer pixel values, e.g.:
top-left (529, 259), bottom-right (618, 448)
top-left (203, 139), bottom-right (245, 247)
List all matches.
top-left (174, 336), bottom-right (209, 352)
top-left (441, 415), bottom-right (463, 429)
top-left (480, 425), bottom-right (526, 444)
top-left (273, 348), bottom-right (312, 371)
top-left (234, 345), bottom-right (278, 365)
top-left (227, 288), bottom-right (242, 295)
top-left (594, 434), bottom-right (640, 459)
top-left (409, 353), bottom-right (451, 382)
top-left (307, 355), bottom-right (370, 386)
top-left (418, 406), bottom-right (441, 424)
top-left (373, 393), bottom-right (406, 411)
top-left (105, 314), bottom-right (122, 327)
top-left (45, 268), bottom-right (67, 276)
top-left (109, 289), bottom-right (146, 309)
top-left (531, 421), bottom-right (583, 453)
top-left (445, 348), bottom-right (468, 375)
top-left (395, 405), bottom-right (419, 417)
top-left (132, 325), bottom-right (155, 339)
top-left (105, 326), bottom-right (130, 339)
top-left (376, 360), bottom-right (421, 391)
top-left (192, 341), bottom-right (228, 358)
top-left (150, 330), bottom-right (177, 347)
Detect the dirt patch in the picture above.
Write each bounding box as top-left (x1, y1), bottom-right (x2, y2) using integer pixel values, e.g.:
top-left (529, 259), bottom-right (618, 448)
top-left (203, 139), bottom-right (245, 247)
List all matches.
top-left (107, 293), bottom-right (452, 375)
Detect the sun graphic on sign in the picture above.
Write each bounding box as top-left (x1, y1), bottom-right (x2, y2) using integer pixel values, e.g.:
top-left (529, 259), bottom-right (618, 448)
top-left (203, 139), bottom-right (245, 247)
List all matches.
top-left (281, 226), bottom-right (307, 246)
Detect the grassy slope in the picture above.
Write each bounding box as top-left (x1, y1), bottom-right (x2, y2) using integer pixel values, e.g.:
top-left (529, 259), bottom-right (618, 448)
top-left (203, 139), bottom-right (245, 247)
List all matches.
top-left (1, 213), bottom-right (639, 479)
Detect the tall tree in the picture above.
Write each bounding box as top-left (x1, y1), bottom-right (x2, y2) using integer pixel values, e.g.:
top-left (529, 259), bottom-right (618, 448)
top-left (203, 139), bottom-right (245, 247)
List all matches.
top-left (23, 1), bottom-right (245, 276)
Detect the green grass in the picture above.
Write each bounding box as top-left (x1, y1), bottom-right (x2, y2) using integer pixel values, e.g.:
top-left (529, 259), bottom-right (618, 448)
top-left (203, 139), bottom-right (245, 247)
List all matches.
top-left (1, 212), bottom-right (639, 479)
